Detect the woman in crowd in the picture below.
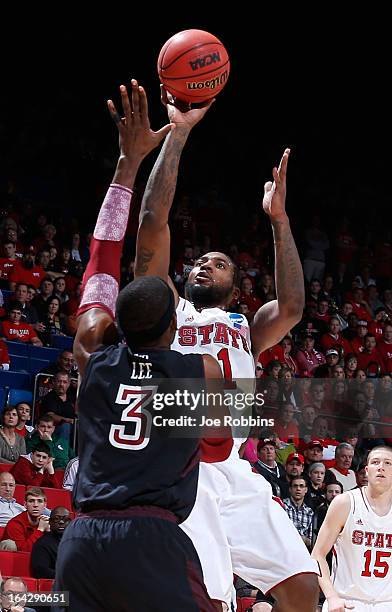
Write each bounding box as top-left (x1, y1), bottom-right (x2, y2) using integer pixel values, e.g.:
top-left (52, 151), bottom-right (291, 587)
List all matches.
top-left (0, 406), bottom-right (26, 463)
top-left (38, 296), bottom-right (67, 346)
top-left (278, 366), bottom-right (298, 409)
top-left (344, 352), bottom-right (358, 380)
top-left (295, 334), bottom-right (326, 377)
top-left (54, 276), bottom-right (69, 305)
top-left (280, 336), bottom-right (298, 375)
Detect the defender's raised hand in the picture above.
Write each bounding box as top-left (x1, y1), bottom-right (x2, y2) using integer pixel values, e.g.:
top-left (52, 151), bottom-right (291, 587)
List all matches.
top-left (107, 79), bottom-right (173, 161)
top-left (263, 148), bottom-right (290, 222)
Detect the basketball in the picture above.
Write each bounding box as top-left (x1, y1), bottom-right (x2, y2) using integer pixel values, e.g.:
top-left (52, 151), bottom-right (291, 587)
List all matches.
top-left (157, 29), bottom-right (230, 104)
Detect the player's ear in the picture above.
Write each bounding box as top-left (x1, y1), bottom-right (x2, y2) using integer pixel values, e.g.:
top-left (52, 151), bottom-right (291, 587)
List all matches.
top-left (231, 286), bottom-right (240, 303)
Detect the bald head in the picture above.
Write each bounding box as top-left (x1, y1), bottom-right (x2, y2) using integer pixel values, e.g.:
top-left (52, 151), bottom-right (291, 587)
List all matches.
top-left (0, 471), bottom-right (16, 500)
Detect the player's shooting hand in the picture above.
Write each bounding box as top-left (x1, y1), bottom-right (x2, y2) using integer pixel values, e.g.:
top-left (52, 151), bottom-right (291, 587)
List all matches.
top-left (161, 86), bottom-right (214, 131)
top-left (107, 79), bottom-right (173, 162)
top-left (263, 148), bottom-right (290, 223)
top-left (10, 605), bottom-right (25, 612)
top-left (327, 595), bottom-right (355, 611)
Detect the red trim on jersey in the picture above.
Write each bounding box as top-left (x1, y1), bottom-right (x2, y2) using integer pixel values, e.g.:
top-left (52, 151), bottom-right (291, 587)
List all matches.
top-left (200, 438), bottom-right (233, 463)
top-left (360, 487), bottom-right (370, 512)
top-left (78, 505), bottom-right (178, 522)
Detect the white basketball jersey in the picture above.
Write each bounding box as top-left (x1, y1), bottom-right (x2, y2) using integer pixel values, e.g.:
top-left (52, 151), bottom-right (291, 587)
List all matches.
top-left (172, 298), bottom-right (255, 379)
top-left (331, 487), bottom-right (392, 603)
top-left (172, 298), bottom-right (256, 445)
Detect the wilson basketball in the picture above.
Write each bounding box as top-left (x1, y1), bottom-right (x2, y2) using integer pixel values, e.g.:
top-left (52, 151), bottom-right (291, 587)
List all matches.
top-left (157, 29), bottom-right (230, 103)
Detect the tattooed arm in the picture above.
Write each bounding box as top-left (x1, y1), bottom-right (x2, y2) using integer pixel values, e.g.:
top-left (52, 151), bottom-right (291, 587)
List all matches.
top-left (135, 90), bottom-right (214, 304)
top-left (251, 149), bottom-right (305, 357)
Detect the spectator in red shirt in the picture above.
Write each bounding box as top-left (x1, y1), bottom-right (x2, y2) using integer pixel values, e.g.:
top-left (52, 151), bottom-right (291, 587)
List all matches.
top-left (238, 276), bottom-right (263, 313)
top-left (3, 226), bottom-right (24, 258)
top-left (0, 301), bottom-right (43, 346)
top-left (320, 317), bottom-right (352, 357)
top-left (350, 319), bottom-right (368, 355)
top-left (10, 443), bottom-right (61, 488)
top-left (0, 486), bottom-right (50, 551)
top-left (0, 338), bottom-right (10, 370)
top-left (274, 402), bottom-right (299, 447)
top-left (357, 333), bottom-right (384, 374)
top-left (350, 287), bottom-right (373, 323)
top-left (295, 334), bottom-right (326, 377)
top-left (15, 402), bottom-right (34, 438)
top-left (377, 323), bottom-right (392, 375)
top-left (8, 246), bottom-right (46, 291)
top-left (314, 297), bottom-right (331, 328)
top-left (257, 345), bottom-right (285, 375)
top-left (0, 240), bottom-right (20, 287)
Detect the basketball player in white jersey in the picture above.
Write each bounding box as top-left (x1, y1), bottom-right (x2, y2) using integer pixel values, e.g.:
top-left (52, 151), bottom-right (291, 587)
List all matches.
top-left (312, 445), bottom-right (392, 611)
top-left (135, 89), bottom-right (319, 611)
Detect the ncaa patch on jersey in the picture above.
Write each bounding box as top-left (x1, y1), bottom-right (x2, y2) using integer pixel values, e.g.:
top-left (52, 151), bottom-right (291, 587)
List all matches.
top-left (229, 313), bottom-right (246, 333)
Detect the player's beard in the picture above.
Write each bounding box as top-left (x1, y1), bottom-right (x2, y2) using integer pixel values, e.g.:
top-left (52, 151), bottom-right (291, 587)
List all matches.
top-left (185, 281), bottom-right (232, 309)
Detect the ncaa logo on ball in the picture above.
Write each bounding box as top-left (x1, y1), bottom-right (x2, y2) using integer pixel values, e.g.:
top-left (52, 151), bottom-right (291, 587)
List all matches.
top-left (189, 52), bottom-right (221, 71)
top-left (186, 69), bottom-right (229, 91)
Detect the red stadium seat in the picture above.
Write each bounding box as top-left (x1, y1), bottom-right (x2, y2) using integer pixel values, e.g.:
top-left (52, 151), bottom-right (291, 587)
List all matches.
top-left (237, 597), bottom-right (256, 612)
top-left (14, 484), bottom-right (26, 504)
top-left (41, 487), bottom-right (73, 511)
top-left (38, 578), bottom-right (55, 591)
top-left (3, 576), bottom-right (37, 591)
top-left (0, 551), bottom-right (31, 576)
top-left (55, 469), bottom-right (65, 483)
top-left (0, 464), bottom-right (12, 473)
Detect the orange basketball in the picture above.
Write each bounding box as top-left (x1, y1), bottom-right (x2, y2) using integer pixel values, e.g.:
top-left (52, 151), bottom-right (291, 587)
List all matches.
top-left (157, 29), bottom-right (230, 104)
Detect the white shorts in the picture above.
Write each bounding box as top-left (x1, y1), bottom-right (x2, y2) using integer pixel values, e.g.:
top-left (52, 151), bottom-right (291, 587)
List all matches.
top-left (181, 446), bottom-right (319, 605)
top-left (322, 600), bottom-right (392, 611)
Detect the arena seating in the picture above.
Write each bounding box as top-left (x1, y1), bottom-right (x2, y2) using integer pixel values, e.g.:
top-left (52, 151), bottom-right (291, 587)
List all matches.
top-left (7, 388), bottom-right (33, 405)
top-left (0, 550), bottom-right (31, 576)
top-left (41, 487), bottom-right (72, 511)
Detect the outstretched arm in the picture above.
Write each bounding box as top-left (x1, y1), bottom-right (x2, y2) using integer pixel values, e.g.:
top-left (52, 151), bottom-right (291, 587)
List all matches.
top-left (135, 90), bottom-right (214, 302)
top-left (312, 493), bottom-right (354, 611)
top-left (74, 80), bottom-right (172, 376)
top-left (251, 149), bottom-right (305, 357)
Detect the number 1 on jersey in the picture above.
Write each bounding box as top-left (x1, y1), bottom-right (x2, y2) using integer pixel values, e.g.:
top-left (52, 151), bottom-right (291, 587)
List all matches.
top-left (217, 347), bottom-right (232, 379)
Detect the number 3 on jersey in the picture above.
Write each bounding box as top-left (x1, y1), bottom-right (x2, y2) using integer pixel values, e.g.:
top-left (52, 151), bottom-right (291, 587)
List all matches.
top-left (109, 384), bottom-right (157, 450)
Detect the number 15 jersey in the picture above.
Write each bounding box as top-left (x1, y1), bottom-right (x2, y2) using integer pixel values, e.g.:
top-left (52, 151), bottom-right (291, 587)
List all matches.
top-left (331, 487), bottom-right (392, 603)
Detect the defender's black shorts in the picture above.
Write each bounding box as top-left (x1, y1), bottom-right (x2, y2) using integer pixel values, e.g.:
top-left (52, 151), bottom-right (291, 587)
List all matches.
top-left (53, 507), bottom-right (216, 612)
